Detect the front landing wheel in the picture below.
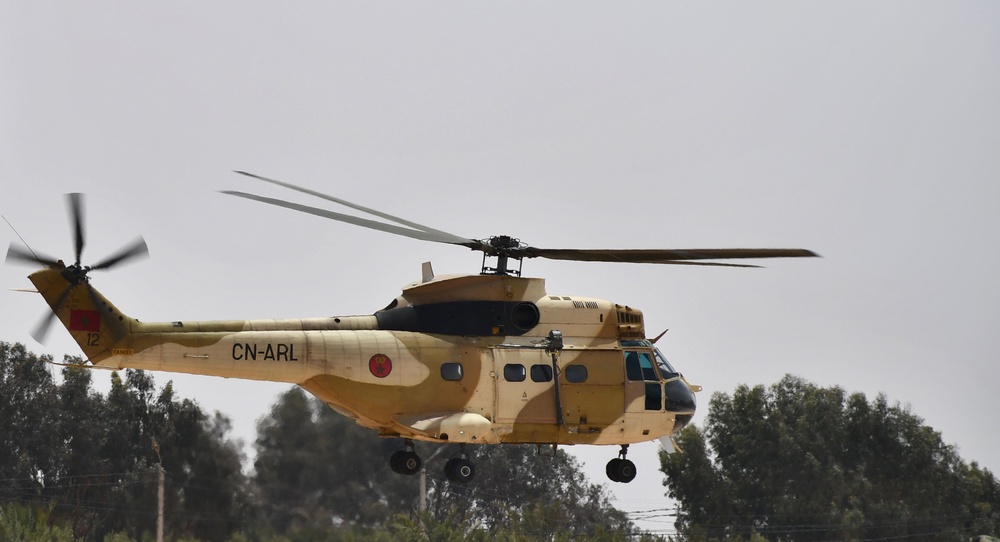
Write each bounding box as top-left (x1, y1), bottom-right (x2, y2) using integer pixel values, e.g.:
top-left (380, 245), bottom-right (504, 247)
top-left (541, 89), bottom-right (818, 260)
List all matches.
top-left (390, 450), bottom-right (422, 475)
top-left (606, 457), bottom-right (636, 483)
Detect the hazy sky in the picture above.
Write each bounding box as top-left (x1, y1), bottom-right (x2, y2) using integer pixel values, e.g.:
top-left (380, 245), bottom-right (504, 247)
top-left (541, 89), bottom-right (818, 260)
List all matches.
top-left (3, 2), bottom-right (999, 535)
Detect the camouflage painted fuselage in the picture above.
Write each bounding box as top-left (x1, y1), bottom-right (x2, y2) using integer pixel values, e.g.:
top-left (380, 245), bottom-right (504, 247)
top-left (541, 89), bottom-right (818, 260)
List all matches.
top-left (29, 267), bottom-right (698, 447)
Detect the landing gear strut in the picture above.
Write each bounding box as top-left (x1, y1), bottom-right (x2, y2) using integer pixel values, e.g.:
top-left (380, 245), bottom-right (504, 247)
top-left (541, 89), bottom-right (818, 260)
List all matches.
top-left (606, 444), bottom-right (636, 483)
top-left (390, 440), bottom-right (422, 475)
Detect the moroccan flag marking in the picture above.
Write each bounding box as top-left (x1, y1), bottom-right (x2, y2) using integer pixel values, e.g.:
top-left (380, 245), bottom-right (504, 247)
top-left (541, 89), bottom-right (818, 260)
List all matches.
top-left (69, 309), bottom-right (101, 332)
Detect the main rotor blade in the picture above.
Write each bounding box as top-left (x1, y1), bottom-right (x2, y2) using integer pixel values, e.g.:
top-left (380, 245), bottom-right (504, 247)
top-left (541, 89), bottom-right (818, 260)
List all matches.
top-left (6, 243), bottom-right (61, 268)
top-left (638, 260), bottom-right (763, 268)
top-left (222, 190), bottom-right (480, 247)
top-left (234, 171), bottom-right (471, 244)
top-left (90, 237), bottom-right (150, 271)
top-left (31, 284), bottom-right (74, 344)
top-left (522, 247), bottom-right (819, 264)
top-left (67, 193), bottom-right (85, 265)
top-left (226, 171), bottom-right (819, 270)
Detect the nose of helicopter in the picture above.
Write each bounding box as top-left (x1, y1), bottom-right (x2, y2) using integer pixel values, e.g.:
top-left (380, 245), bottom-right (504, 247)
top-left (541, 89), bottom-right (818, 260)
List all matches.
top-left (665, 378), bottom-right (697, 431)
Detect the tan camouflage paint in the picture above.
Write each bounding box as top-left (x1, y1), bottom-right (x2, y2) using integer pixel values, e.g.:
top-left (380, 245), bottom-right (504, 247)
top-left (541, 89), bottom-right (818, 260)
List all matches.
top-left (28, 266), bottom-right (696, 448)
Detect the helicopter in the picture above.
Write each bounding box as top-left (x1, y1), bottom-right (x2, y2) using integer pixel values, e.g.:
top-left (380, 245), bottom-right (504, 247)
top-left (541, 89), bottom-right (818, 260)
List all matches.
top-left (7, 171), bottom-right (818, 484)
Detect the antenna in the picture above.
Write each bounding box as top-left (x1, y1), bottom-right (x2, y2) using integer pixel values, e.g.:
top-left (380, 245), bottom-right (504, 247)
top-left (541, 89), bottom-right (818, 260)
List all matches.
top-left (3, 215), bottom-right (43, 263)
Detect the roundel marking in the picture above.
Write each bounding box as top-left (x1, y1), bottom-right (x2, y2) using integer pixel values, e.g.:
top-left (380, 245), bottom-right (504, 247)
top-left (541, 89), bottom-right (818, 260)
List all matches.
top-left (369, 353), bottom-right (393, 378)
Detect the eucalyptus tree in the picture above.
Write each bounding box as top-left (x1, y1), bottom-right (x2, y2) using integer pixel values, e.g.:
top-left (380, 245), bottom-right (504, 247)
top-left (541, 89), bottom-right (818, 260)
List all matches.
top-left (661, 375), bottom-right (1000, 541)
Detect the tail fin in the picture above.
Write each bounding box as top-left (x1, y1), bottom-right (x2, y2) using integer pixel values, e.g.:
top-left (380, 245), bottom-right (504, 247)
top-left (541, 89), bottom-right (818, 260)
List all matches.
top-left (28, 267), bottom-right (136, 363)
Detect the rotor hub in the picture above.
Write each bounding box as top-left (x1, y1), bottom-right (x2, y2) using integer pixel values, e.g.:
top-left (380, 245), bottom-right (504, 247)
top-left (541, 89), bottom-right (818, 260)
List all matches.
top-left (487, 235), bottom-right (523, 254)
top-left (62, 263), bottom-right (91, 285)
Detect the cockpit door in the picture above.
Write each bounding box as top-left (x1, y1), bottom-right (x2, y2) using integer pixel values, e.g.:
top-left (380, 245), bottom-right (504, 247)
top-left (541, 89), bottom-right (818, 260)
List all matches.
top-left (623, 349), bottom-right (663, 413)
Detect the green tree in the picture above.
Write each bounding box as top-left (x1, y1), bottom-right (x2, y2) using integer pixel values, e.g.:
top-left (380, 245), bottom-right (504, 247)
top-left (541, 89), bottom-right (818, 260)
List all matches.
top-left (254, 387), bottom-right (643, 541)
top-left (428, 444), bottom-right (636, 540)
top-left (93, 368), bottom-right (252, 541)
top-left (154, 387), bottom-right (252, 541)
top-left (660, 374), bottom-right (1000, 541)
top-left (0, 343), bottom-right (61, 508)
top-left (53, 363), bottom-right (113, 538)
top-left (0, 502), bottom-right (74, 542)
top-left (253, 387), bottom-right (419, 534)
top-left (0, 342), bottom-right (253, 541)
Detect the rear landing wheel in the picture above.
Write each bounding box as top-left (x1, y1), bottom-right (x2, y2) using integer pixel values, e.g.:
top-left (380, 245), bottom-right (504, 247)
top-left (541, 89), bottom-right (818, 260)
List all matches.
top-left (445, 457), bottom-right (476, 484)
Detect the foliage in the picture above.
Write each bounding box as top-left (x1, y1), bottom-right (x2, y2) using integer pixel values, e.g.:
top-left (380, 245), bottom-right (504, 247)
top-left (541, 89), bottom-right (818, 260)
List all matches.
top-left (0, 343), bottom-right (60, 506)
top-left (0, 502), bottom-right (74, 542)
top-left (0, 342), bottom-right (251, 541)
top-left (254, 387), bottom-right (641, 541)
top-left (426, 442), bottom-right (635, 539)
top-left (253, 387), bottom-right (420, 532)
top-left (2, 341), bottom-right (648, 541)
top-left (10, 337), bottom-right (1000, 541)
top-left (660, 374), bottom-right (1000, 541)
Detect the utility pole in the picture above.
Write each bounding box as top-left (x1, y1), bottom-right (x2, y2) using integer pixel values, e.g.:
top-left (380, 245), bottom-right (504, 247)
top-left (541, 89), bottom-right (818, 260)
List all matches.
top-left (153, 439), bottom-right (164, 542)
top-left (419, 446), bottom-right (447, 512)
top-left (419, 464), bottom-right (427, 512)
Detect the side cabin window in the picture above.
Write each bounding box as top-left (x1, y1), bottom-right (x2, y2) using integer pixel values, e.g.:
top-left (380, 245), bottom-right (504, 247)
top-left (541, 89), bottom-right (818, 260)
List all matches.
top-left (530, 364), bottom-right (553, 382)
top-left (503, 363), bottom-right (526, 382)
top-left (441, 362), bottom-right (464, 381)
top-left (564, 365), bottom-right (588, 383)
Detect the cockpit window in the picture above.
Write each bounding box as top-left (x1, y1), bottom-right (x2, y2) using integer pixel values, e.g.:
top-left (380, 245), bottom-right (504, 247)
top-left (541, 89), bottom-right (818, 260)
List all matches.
top-left (625, 352), bottom-right (642, 381)
top-left (625, 351), bottom-right (659, 381)
top-left (622, 340), bottom-right (679, 380)
top-left (654, 347), bottom-right (678, 378)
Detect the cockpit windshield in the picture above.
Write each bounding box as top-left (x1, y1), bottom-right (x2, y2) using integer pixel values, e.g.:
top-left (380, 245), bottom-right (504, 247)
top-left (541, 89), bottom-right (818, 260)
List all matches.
top-left (621, 339), bottom-right (680, 380)
top-left (653, 347), bottom-right (678, 378)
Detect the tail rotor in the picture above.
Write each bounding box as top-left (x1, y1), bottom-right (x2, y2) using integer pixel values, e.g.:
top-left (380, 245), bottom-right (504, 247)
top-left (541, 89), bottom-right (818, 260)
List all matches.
top-left (5, 193), bottom-right (149, 343)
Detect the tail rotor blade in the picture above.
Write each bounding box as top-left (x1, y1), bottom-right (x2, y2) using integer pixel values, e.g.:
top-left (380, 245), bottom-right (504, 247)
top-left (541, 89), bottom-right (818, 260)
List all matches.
top-left (90, 237), bottom-right (149, 271)
top-left (31, 285), bottom-right (74, 344)
top-left (6, 243), bottom-right (61, 268)
top-left (67, 193), bottom-right (86, 265)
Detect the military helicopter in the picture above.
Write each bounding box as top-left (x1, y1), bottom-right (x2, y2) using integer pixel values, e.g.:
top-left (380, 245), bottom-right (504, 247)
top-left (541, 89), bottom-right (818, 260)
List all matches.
top-left (7, 172), bottom-right (817, 484)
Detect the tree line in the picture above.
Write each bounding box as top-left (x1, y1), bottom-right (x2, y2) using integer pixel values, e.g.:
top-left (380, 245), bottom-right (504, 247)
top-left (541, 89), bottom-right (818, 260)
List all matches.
top-left (660, 374), bottom-right (1000, 541)
top-left (4, 341), bottom-right (999, 541)
top-left (0, 342), bottom-right (645, 541)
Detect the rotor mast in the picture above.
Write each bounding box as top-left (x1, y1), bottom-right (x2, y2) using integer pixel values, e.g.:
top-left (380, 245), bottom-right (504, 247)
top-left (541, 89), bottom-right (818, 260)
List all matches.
top-left (480, 235), bottom-right (525, 276)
